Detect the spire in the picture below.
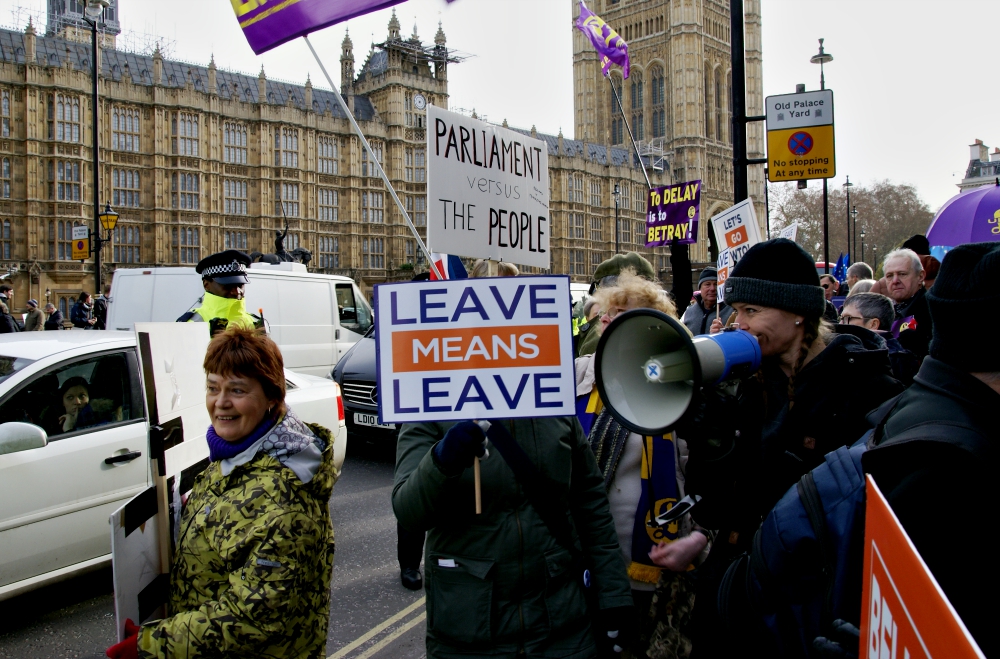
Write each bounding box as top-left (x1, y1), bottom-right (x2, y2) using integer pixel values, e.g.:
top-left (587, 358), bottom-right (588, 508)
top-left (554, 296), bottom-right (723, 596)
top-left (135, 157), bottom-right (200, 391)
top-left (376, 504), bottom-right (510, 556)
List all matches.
top-left (258, 66), bottom-right (267, 104)
top-left (388, 8), bottom-right (401, 40)
top-left (435, 20), bottom-right (446, 46)
top-left (208, 54), bottom-right (217, 94)
top-left (411, 21), bottom-right (419, 41)
top-left (25, 16), bottom-right (35, 36)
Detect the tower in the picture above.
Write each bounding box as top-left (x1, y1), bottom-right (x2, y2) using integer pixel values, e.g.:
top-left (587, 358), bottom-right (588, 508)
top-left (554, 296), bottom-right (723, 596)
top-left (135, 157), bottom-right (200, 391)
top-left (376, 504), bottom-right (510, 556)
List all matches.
top-left (341, 29), bottom-right (355, 92)
top-left (572, 0), bottom-right (765, 262)
top-left (46, 0), bottom-right (121, 48)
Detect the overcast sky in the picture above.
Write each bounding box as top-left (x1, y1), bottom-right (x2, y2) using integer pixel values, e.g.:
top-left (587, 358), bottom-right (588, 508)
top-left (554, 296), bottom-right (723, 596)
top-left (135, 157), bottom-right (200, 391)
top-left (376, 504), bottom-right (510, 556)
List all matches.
top-left (8, 0), bottom-right (998, 213)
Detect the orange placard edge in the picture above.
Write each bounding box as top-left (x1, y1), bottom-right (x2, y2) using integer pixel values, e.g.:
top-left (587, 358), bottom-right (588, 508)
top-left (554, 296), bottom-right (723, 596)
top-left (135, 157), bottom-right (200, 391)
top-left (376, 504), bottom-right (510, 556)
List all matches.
top-left (864, 475), bottom-right (986, 659)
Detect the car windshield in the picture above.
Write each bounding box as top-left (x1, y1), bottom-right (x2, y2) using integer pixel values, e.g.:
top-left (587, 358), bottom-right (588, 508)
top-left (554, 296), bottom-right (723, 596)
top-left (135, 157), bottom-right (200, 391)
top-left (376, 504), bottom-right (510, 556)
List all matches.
top-left (0, 356), bottom-right (34, 385)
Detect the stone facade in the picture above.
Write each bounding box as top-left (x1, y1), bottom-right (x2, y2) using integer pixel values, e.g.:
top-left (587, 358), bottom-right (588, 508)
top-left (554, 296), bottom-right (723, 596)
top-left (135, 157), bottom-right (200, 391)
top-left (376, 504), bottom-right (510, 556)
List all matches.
top-left (1, 4), bottom-right (763, 315)
top-left (958, 139), bottom-right (1000, 192)
top-left (573, 0), bottom-right (765, 263)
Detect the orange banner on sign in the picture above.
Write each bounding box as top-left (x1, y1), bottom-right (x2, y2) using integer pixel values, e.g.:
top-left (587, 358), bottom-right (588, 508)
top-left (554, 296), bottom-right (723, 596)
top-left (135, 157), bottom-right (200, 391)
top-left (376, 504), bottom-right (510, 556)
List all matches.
top-left (391, 325), bottom-right (561, 373)
top-left (860, 476), bottom-right (984, 659)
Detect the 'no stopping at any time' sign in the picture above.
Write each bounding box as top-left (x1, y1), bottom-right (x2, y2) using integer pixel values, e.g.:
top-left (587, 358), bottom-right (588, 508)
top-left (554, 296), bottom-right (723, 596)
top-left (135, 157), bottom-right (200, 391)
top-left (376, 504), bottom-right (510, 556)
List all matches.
top-left (765, 89), bottom-right (835, 183)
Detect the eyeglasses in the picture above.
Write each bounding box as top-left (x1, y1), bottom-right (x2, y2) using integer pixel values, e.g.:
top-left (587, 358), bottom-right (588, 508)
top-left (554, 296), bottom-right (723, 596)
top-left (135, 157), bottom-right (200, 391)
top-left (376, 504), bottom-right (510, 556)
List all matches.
top-left (601, 307), bottom-right (627, 320)
top-left (838, 314), bottom-right (870, 325)
top-left (821, 282), bottom-right (835, 290)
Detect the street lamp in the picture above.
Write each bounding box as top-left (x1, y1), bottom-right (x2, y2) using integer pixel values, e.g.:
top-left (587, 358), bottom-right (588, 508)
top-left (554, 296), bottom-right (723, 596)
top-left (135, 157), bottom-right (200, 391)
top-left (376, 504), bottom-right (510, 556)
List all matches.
top-left (91, 202), bottom-right (119, 265)
top-left (843, 176), bottom-right (853, 262)
top-left (851, 205), bottom-right (859, 260)
top-left (811, 38), bottom-right (833, 273)
top-left (83, 0), bottom-right (109, 294)
top-left (613, 183), bottom-right (620, 255)
top-left (860, 227), bottom-right (866, 264)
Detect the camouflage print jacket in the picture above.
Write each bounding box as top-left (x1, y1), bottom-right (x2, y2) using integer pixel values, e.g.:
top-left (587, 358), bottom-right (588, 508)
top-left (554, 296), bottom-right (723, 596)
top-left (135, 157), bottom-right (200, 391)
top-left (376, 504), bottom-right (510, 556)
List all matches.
top-left (138, 417), bottom-right (338, 659)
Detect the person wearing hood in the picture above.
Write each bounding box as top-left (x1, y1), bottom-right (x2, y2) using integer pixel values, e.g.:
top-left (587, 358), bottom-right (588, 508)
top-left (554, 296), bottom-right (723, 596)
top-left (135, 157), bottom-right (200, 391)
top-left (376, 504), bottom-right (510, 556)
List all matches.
top-left (177, 250), bottom-right (261, 335)
top-left (679, 239), bottom-right (903, 655)
top-left (106, 329), bottom-right (337, 659)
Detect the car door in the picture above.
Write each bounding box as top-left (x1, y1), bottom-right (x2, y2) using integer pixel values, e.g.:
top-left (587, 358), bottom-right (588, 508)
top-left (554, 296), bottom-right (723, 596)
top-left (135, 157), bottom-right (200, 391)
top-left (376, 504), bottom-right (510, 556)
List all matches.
top-left (0, 348), bottom-right (148, 591)
top-left (335, 282), bottom-right (373, 359)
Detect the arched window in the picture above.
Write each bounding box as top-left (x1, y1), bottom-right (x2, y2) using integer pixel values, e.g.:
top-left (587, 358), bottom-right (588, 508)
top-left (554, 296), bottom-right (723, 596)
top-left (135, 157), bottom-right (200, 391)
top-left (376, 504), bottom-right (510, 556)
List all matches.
top-left (704, 68), bottom-right (713, 140)
top-left (630, 71), bottom-right (644, 141)
top-left (716, 68), bottom-right (724, 142)
top-left (727, 71), bottom-right (733, 145)
top-left (610, 75), bottom-right (625, 145)
top-left (649, 66), bottom-right (665, 138)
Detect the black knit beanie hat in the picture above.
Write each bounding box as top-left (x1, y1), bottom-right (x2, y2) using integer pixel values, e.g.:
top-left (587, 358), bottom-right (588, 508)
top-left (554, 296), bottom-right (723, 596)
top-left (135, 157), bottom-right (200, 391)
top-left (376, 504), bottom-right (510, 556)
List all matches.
top-left (698, 267), bottom-right (718, 286)
top-left (723, 238), bottom-right (827, 318)
top-left (927, 242), bottom-right (1000, 371)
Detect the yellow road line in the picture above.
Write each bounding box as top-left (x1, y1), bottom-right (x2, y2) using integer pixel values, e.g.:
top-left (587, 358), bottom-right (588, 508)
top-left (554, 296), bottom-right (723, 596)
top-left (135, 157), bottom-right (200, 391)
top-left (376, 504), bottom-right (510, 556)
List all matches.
top-left (355, 611), bottom-right (427, 659)
top-left (327, 597), bottom-right (426, 659)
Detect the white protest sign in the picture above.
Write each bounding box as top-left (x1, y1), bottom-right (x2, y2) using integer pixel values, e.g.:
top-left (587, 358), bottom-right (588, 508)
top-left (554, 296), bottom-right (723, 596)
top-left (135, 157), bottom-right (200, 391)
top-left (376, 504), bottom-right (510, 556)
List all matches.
top-left (427, 105), bottom-right (550, 269)
top-left (374, 276), bottom-right (574, 422)
top-left (716, 249), bottom-right (731, 303)
top-left (711, 197), bottom-right (762, 271)
top-left (779, 222), bottom-right (799, 242)
top-left (110, 488), bottom-right (166, 640)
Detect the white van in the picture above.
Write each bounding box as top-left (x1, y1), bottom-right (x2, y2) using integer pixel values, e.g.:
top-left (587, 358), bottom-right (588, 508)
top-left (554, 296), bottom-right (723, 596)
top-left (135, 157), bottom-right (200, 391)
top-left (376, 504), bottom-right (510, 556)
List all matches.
top-left (105, 263), bottom-right (373, 377)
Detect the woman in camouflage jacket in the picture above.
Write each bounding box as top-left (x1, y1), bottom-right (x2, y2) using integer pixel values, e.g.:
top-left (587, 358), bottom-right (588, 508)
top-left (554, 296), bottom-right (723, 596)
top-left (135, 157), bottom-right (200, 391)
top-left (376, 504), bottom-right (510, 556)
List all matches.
top-left (106, 329), bottom-right (337, 659)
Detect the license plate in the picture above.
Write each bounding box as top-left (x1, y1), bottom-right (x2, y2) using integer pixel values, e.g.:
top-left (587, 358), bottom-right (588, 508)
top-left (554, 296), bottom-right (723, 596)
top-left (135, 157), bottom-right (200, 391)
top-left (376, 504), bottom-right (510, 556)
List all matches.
top-left (354, 413), bottom-right (395, 429)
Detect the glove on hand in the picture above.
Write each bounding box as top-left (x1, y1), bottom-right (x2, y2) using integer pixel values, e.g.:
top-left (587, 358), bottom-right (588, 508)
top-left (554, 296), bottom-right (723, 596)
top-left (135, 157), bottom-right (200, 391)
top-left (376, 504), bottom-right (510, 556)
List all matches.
top-left (433, 421), bottom-right (487, 476)
top-left (674, 386), bottom-right (740, 453)
top-left (812, 619), bottom-right (861, 659)
top-left (596, 605), bottom-right (635, 657)
top-left (106, 618), bottom-right (140, 659)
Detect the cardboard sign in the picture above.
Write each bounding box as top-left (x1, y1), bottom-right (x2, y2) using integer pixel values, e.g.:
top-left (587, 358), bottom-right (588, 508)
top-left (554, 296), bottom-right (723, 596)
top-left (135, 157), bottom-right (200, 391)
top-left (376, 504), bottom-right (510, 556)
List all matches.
top-left (779, 222), bottom-right (799, 242)
top-left (645, 180), bottom-right (700, 247)
top-left (711, 198), bottom-right (762, 271)
top-left (111, 323), bottom-right (213, 641)
top-left (426, 105), bottom-right (551, 269)
top-left (374, 276), bottom-right (574, 423)
top-left (860, 476), bottom-right (985, 659)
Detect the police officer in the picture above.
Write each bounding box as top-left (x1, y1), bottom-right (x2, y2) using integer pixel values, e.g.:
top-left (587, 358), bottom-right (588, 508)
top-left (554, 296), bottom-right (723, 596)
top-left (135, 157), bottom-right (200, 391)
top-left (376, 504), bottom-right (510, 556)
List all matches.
top-left (177, 250), bottom-right (260, 334)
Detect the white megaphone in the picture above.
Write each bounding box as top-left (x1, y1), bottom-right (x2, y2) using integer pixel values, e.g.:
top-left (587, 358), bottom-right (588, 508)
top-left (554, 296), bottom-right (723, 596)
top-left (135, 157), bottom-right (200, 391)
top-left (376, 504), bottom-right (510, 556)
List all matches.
top-left (594, 309), bottom-right (761, 436)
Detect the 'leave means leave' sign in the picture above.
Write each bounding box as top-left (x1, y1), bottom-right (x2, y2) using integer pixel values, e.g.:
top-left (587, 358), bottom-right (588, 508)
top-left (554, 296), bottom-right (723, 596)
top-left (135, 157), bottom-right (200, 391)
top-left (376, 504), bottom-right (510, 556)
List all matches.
top-left (374, 276), bottom-right (575, 423)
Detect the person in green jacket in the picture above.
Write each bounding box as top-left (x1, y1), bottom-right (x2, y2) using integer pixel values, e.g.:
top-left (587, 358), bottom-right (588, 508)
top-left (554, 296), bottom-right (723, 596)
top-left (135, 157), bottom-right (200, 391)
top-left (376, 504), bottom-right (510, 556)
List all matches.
top-left (577, 252), bottom-right (658, 357)
top-left (177, 249), bottom-right (260, 334)
top-left (106, 329), bottom-right (337, 659)
top-left (393, 416), bottom-right (633, 659)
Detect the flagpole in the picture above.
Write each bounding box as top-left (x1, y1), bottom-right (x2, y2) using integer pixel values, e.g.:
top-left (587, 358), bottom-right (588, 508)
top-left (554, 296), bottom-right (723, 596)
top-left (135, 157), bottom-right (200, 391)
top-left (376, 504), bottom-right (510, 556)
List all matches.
top-left (303, 36), bottom-right (444, 281)
top-left (607, 75), bottom-right (652, 190)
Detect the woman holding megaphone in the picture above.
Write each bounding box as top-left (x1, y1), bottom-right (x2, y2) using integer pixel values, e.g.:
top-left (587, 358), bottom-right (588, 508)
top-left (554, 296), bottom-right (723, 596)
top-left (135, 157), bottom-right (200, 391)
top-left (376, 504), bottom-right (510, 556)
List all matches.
top-left (675, 238), bottom-right (903, 656)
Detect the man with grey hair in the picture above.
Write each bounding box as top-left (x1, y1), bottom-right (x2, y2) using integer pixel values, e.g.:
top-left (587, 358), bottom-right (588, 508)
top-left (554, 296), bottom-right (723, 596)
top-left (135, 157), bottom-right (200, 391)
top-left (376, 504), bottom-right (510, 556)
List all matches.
top-left (840, 292), bottom-right (919, 384)
top-left (883, 248), bottom-right (931, 359)
top-left (846, 262), bottom-right (873, 289)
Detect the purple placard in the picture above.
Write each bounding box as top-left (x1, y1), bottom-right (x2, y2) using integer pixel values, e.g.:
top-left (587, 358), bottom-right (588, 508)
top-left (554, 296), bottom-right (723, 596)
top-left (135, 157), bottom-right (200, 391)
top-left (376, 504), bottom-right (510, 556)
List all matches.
top-left (645, 180), bottom-right (701, 246)
top-left (233, 0), bottom-right (406, 56)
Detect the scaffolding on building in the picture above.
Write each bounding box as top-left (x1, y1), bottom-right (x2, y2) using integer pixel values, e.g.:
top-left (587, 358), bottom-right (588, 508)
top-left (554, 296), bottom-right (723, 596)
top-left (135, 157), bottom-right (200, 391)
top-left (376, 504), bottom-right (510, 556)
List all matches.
top-left (635, 137), bottom-right (669, 172)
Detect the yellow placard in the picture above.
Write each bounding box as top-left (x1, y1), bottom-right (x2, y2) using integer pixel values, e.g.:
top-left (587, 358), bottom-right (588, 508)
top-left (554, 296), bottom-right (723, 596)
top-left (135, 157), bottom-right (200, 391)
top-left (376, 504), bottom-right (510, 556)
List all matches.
top-left (766, 124), bottom-right (836, 182)
top-left (71, 236), bottom-right (89, 261)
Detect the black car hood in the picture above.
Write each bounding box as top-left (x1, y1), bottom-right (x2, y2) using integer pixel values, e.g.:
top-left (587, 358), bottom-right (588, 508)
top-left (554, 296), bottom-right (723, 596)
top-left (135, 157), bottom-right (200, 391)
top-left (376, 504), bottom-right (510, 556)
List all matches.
top-left (334, 335), bottom-right (377, 383)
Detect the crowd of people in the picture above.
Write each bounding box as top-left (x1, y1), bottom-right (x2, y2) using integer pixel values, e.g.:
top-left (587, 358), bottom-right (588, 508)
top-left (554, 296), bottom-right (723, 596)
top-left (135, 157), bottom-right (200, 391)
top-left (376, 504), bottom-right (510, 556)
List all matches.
top-left (0, 282), bottom-right (110, 332)
top-left (93, 235), bottom-right (993, 659)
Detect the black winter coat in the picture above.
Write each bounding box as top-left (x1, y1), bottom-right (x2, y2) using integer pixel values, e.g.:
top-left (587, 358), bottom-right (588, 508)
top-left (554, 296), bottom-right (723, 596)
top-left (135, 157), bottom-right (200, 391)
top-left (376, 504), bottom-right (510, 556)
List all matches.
top-left (893, 287), bottom-right (932, 360)
top-left (44, 309), bottom-right (64, 330)
top-left (687, 327), bottom-right (904, 547)
top-left (863, 358), bottom-right (997, 658)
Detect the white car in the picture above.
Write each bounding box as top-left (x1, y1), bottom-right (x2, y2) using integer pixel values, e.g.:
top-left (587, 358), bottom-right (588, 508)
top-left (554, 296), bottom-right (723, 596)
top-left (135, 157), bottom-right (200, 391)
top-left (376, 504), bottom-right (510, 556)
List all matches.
top-left (0, 331), bottom-right (346, 601)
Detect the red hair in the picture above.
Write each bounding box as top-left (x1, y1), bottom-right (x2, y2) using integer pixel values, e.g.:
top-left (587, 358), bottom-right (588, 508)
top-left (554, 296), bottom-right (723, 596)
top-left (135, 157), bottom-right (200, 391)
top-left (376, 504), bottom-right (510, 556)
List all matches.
top-left (204, 328), bottom-right (286, 415)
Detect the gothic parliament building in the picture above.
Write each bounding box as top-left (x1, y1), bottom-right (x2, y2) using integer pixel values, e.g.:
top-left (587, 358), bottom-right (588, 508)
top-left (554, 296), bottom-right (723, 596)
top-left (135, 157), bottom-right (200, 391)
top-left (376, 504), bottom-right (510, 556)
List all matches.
top-left (0, 0), bottom-right (762, 313)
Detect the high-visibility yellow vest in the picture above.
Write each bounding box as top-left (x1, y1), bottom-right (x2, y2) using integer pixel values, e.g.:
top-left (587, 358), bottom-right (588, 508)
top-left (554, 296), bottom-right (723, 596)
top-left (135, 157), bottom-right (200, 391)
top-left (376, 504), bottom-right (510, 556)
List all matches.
top-left (178, 292), bottom-right (257, 333)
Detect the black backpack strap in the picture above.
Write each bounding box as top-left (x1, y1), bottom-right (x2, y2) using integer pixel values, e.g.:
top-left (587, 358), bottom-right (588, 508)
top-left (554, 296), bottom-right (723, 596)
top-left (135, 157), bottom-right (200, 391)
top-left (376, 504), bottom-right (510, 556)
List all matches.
top-left (797, 472), bottom-right (837, 628)
top-left (485, 421), bottom-right (584, 564)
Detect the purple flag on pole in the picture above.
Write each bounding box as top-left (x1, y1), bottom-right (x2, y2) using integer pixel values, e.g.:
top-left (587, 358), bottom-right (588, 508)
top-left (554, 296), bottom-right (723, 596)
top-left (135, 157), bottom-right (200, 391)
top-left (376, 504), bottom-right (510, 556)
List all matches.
top-left (575, 1), bottom-right (630, 78)
top-left (233, 0), bottom-right (407, 55)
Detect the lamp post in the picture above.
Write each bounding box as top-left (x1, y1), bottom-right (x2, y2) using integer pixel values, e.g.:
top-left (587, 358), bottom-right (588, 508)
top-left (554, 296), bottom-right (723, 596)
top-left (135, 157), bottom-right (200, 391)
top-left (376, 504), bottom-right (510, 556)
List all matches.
top-left (811, 39), bottom-right (833, 273)
top-left (860, 227), bottom-right (866, 264)
top-left (851, 205), bottom-right (859, 260)
top-left (843, 175), bottom-right (853, 262)
top-left (83, 0), bottom-right (109, 294)
top-left (613, 183), bottom-right (620, 254)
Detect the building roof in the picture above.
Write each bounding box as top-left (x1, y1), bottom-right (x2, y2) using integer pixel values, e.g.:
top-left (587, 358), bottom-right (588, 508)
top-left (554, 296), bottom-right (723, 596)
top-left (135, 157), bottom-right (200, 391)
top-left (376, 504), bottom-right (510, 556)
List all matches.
top-left (0, 26), bottom-right (376, 121)
top-left (507, 126), bottom-right (633, 166)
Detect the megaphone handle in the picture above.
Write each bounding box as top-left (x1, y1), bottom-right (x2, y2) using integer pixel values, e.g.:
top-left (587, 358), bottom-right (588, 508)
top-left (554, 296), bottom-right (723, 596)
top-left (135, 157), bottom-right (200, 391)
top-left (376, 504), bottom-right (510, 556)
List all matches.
top-left (473, 457), bottom-right (482, 514)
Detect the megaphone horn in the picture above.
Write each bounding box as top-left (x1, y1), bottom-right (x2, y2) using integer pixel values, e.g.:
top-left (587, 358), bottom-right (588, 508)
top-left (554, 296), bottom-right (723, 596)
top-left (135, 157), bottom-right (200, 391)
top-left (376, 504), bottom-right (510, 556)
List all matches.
top-left (594, 309), bottom-right (761, 436)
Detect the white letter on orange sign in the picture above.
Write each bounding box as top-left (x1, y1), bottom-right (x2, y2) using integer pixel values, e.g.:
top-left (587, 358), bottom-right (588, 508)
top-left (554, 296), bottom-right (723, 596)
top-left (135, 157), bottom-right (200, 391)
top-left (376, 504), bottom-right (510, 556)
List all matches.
top-left (869, 575), bottom-right (881, 659)
top-left (413, 337), bottom-right (439, 364)
top-left (518, 334), bottom-right (539, 358)
top-left (442, 336), bottom-right (463, 361)
top-left (493, 334), bottom-right (517, 360)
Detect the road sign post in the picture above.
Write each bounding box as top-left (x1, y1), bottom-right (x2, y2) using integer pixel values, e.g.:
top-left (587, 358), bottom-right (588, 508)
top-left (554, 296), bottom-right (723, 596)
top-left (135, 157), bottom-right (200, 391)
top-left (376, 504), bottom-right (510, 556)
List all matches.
top-left (765, 90), bottom-right (835, 183)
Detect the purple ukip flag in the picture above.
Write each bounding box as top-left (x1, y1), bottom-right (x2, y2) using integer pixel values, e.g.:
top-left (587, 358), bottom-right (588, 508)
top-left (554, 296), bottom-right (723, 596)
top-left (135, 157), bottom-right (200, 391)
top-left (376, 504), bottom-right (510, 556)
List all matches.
top-left (233, 0), bottom-right (406, 55)
top-left (576, 1), bottom-right (630, 79)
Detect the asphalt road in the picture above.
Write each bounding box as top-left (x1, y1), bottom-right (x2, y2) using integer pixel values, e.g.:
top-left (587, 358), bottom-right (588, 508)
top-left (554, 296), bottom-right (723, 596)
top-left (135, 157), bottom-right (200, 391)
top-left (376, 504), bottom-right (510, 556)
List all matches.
top-left (0, 442), bottom-right (428, 659)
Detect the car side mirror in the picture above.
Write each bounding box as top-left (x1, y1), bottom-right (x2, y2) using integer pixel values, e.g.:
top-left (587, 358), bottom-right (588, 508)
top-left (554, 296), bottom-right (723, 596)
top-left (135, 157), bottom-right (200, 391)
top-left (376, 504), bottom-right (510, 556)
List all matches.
top-left (0, 422), bottom-right (48, 455)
